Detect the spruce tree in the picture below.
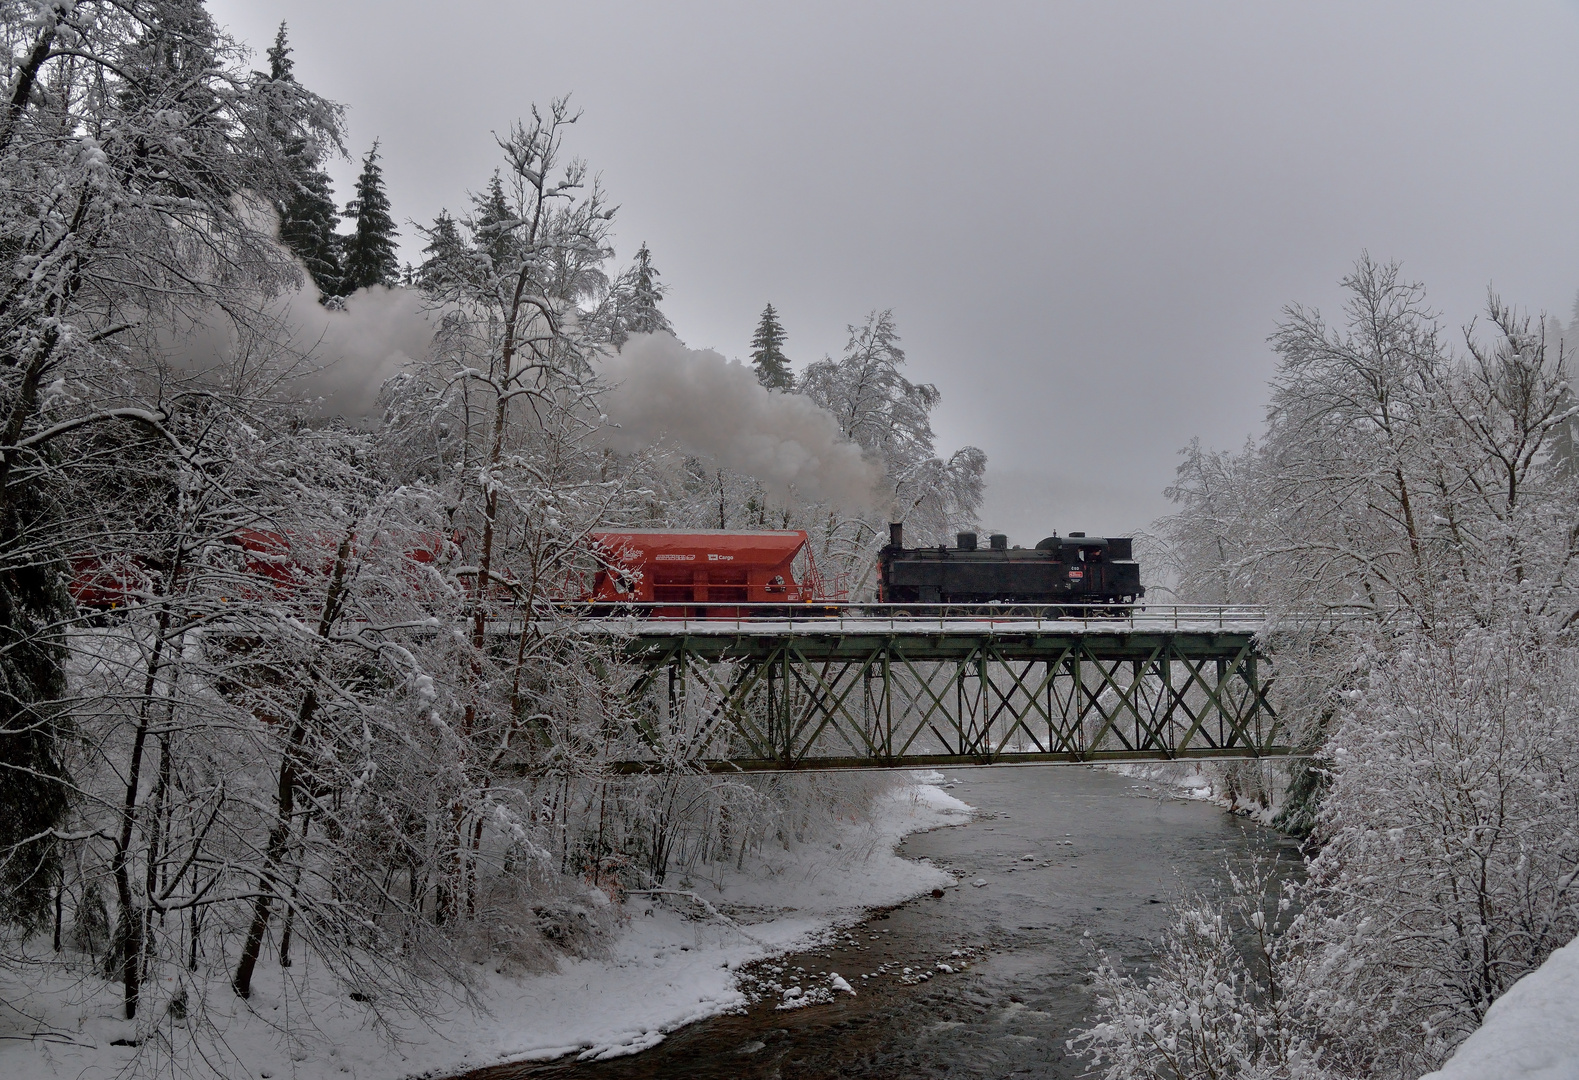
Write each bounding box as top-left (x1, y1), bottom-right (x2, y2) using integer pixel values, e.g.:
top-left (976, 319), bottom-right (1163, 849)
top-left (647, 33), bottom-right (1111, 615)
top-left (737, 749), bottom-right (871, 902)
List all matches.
top-left (626, 243), bottom-right (670, 334)
top-left (339, 141), bottom-right (400, 293)
top-left (750, 303), bottom-right (793, 389)
top-left (609, 241), bottom-right (672, 346)
top-left (470, 172), bottom-right (519, 272)
top-left (417, 209), bottom-right (465, 293)
top-left (262, 24), bottom-right (341, 297)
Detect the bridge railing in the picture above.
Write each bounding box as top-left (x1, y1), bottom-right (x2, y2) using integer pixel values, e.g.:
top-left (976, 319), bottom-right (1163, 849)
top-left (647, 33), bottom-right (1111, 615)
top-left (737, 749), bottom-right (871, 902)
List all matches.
top-left (535, 601), bottom-right (1274, 634)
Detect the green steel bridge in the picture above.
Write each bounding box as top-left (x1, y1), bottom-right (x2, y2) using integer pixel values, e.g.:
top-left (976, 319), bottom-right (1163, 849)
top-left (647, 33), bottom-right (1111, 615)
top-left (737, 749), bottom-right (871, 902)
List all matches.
top-left (550, 606), bottom-right (1287, 773)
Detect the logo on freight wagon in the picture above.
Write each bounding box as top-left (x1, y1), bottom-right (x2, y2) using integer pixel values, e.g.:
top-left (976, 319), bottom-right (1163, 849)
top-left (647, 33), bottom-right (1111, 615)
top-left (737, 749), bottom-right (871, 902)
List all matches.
top-left (707, 553), bottom-right (735, 561)
top-left (654, 554), bottom-right (695, 561)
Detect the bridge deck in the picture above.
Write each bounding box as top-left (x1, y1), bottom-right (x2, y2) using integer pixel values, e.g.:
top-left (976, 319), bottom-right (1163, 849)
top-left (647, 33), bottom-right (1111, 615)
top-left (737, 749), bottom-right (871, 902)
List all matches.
top-left (537, 603), bottom-right (1270, 639)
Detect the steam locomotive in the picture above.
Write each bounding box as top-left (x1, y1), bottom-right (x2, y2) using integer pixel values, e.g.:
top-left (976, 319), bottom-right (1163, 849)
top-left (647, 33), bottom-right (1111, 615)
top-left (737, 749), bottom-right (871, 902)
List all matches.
top-left (876, 522), bottom-right (1143, 609)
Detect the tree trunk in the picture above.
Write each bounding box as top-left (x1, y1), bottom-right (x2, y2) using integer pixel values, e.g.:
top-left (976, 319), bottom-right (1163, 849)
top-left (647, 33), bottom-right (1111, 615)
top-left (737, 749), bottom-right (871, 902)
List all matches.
top-left (109, 607), bottom-right (172, 1019)
top-left (233, 532), bottom-right (354, 998)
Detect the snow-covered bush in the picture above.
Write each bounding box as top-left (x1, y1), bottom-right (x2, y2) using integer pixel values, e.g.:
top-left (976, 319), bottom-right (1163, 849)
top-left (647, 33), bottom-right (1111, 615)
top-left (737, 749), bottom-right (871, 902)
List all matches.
top-left (1296, 631), bottom-right (1579, 1075)
top-left (1078, 859), bottom-right (1332, 1080)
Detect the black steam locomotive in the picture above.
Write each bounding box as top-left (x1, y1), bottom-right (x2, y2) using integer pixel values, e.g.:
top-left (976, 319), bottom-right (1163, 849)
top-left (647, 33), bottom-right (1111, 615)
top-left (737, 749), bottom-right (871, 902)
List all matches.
top-left (876, 523), bottom-right (1144, 609)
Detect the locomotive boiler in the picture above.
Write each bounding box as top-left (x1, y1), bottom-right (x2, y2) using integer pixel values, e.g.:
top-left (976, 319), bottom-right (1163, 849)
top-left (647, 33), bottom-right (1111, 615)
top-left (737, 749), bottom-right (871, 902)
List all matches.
top-left (876, 523), bottom-right (1143, 608)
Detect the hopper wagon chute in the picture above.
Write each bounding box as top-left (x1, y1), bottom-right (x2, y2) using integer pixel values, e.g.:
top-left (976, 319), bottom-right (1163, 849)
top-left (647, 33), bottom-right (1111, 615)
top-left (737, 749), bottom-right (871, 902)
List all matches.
top-left (585, 529), bottom-right (830, 616)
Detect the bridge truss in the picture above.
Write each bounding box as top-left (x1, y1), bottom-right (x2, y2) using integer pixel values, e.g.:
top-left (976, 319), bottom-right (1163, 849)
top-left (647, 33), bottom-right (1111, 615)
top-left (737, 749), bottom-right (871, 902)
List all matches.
top-left (591, 618), bottom-right (1286, 772)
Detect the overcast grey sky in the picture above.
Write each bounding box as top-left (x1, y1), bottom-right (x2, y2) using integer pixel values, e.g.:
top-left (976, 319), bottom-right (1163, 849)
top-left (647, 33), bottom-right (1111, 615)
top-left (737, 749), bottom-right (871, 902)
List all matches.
top-left (210, 0), bottom-right (1579, 540)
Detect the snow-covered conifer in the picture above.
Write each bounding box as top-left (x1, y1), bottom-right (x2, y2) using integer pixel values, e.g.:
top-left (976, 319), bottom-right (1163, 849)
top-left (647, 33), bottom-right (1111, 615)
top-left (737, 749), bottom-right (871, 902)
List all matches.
top-left (607, 242), bottom-right (674, 347)
top-left (262, 22), bottom-right (343, 296)
top-left (749, 303), bottom-right (793, 389)
top-left (339, 141), bottom-right (401, 292)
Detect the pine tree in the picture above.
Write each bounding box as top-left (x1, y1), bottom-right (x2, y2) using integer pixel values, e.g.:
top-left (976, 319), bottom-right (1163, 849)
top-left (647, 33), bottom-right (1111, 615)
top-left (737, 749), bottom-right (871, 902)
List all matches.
top-left (262, 24), bottom-right (341, 297)
top-left (750, 303), bottom-right (792, 389)
top-left (339, 141), bottom-right (400, 293)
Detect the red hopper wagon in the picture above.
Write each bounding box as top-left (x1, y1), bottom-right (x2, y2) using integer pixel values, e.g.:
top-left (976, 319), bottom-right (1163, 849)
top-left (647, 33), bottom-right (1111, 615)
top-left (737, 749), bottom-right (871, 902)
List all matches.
top-left (585, 529), bottom-right (832, 616)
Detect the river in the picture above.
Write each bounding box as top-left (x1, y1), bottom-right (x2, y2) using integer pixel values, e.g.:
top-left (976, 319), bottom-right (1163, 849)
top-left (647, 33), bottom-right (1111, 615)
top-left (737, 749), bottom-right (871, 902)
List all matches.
top-left (465, 765), bottom-right (1297, 1080)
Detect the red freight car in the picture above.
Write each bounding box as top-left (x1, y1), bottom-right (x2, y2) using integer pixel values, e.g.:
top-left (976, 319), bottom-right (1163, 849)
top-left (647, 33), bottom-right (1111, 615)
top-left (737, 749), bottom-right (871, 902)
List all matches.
top-left (587, 529), bottom-right (827, 616)
top-left (70, 529), bottom-right (446, 612)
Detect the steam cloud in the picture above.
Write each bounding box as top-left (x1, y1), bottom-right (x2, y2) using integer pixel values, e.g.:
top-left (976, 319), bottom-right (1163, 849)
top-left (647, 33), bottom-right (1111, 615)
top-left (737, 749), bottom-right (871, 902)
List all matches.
top-left (597, 332), bottom-right (882, 510)
top-left (181, 200), bottom-right (439, 418)
top-left (276, 282), bottom-right (435, 418)
top-left (250, 269), bottom-right (879, 510)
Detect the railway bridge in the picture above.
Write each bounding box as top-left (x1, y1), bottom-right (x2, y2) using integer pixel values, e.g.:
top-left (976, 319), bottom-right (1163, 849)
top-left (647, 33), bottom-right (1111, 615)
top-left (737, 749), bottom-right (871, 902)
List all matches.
top-left (553, 605), bottom-right (1287, 773)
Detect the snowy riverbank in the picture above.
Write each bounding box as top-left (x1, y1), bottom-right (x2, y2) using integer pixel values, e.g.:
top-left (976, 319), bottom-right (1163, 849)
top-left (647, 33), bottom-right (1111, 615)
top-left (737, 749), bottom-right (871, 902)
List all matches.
top-left (0, 777), bottom-right (973, 1080)
top-left (1105, 761), bottom-right (1283, 825)
top-left (1109, 761), bottom-right (1579, 1080)
top-left (1418, 932), bottom-right (1579, 1080)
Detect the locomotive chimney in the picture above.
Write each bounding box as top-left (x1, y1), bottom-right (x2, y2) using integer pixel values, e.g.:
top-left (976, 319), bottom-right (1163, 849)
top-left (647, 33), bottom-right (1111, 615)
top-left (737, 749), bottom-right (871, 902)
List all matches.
top-left (889, 522), bottom-right (904, 549)
top-left (956, 531), bottom-right (977, 551)
top-left (989, 533), bottom-right (1008, 551)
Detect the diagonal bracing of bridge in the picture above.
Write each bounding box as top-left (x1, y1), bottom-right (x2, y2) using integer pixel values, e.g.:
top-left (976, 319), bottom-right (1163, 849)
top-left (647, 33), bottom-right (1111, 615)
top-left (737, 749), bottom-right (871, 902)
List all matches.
top-left (578, 613), bottom-right (1287, 772)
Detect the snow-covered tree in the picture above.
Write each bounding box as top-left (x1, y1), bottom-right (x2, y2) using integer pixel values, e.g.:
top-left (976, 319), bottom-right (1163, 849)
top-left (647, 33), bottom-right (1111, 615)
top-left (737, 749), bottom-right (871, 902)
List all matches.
top-left (395, 97), bottom-right (634, 922)
top-left (749, 303), bottom-right (793, 389)
top-left (416, 209), bottom-right (464, 293)
top-left (339, 140), bottom-right (400, 292)
top-left (261, 22), bottom-right (343, 296)
top-left (1297, 631), bottom-right (1579, 1075)
top-left (800, 310), bottom-right (986, 580)
top-left (1114, 256), bottom-right (1579, 1076)
top-left (607, 241), bottom-right (673, 347)
top-left (0, 0), bottom-right (339, 936)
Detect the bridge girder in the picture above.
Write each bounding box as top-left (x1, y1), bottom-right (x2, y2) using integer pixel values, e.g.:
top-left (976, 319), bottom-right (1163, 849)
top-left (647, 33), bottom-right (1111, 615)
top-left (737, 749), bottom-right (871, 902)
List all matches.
top-left (598, 628), bottom-right (1284, 772)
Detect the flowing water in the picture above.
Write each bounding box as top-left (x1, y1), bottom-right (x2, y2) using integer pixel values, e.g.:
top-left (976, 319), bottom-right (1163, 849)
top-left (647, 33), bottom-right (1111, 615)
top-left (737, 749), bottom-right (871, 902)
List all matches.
top-left (464, 766), bottom-right (1297, 1080)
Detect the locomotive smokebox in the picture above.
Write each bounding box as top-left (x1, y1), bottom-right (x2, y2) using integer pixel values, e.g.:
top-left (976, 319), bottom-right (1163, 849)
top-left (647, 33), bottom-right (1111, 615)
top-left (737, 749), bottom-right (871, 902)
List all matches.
top-left (956, 531), bottom-right (978, 551)
top-left (889, 522), bottom-right (904, 549)
top-left (989, 533), bottom-right (1008, 551)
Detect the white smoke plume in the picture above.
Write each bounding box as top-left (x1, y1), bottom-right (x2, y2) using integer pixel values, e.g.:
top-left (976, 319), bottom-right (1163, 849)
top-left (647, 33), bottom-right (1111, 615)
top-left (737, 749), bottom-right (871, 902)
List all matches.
top-left (273, 282), bottom-right (435, 418)
top-left (597, 332), bottom-right (882, 510)
top-left (157, 276), bottom-right (432, 420)
top-left (181, 198), bottom-right (439, 418)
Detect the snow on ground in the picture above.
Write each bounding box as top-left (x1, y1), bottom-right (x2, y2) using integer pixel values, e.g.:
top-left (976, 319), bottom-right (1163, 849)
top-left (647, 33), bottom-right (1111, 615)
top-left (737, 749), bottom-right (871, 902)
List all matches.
top-left (0, 776), bottom-right (972, 1080)
top-left (1418, 932), bottom-right (1579, 1080)
top-left (1107, 761), bottom-right (1282, 825)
